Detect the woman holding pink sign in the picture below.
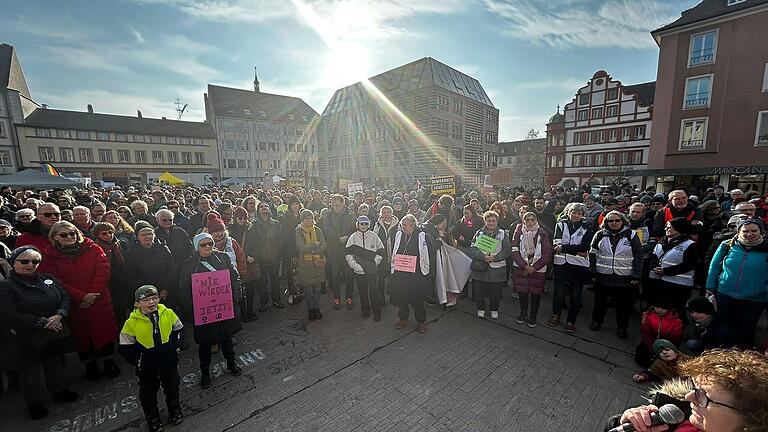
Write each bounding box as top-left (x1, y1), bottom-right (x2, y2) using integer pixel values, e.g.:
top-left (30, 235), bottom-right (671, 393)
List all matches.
top-left (178, 232), bottom-right (243, 390)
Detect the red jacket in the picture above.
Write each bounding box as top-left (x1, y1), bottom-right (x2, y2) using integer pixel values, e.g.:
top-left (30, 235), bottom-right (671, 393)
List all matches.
top-left (640, 309), bottom-right (684, 351)
top-left (39, 238), bottom-right (116, 352)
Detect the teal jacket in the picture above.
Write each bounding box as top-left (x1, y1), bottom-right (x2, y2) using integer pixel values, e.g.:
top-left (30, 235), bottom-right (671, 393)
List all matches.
top-left (706, 239), bottom-right (768, 302)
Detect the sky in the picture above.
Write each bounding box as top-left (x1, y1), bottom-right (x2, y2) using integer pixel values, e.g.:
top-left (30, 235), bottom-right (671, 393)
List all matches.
top-left (3, 0), bottom-right (701, 141)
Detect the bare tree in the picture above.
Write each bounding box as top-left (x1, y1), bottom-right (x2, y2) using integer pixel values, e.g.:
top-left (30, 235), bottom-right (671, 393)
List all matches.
top-left (525, 129), bottom-right (540, 140)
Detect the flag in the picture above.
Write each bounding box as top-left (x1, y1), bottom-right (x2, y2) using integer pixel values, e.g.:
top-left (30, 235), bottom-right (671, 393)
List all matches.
top-left (40, 163), bottom-right (61, 176)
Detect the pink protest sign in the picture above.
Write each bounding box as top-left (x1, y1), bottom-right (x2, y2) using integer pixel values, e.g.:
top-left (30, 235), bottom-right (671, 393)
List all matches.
top-left (191, 269), bottom-right (235, 326)
top-left (393, 254), bottom-right (417, 273)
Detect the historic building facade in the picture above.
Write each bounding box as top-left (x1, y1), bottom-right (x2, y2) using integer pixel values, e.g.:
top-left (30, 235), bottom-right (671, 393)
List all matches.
top-left (545, 71), bottom-right (654, 190)
top-left (318, 57), bottom-right (499, 187)
top-left (204, 76), bottom-right (320, 186)
top-left (0, 43), bottom-right (38, 174)
top-left (17, 106), bottom-right (219, 185)
top-left (643, 0), bottom-right (768, 195)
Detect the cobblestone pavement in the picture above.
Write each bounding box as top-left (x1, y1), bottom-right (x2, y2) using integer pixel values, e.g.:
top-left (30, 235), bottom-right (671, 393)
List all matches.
top-left (2, 281), bottom-right (655, 432)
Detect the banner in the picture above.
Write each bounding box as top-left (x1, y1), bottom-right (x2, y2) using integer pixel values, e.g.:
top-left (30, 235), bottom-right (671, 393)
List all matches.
top-left (191, 269), bottom-right (235, 326)
top-left (347, 182), bottom-right (363, 196)
top-left (431, 175), bottom-right (456, 196)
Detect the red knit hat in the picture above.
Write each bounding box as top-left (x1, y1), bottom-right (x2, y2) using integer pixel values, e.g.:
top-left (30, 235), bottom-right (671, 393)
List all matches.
top-left (233, 206), bottom-right (248, 220)
top-left (207, 213), bottom-right (226, 233)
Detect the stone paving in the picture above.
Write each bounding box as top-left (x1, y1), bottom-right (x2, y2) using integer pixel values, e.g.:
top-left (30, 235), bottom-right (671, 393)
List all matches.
top-left (1, 281), bottom-right (660, 432)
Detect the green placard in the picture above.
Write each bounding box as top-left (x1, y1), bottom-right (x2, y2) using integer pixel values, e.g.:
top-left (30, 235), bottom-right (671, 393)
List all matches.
top-left (475, 234), bottom-right (500, 254)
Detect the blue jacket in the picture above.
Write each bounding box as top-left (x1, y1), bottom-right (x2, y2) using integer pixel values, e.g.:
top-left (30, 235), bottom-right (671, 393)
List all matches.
top-left (706, 239), bottom-right (768, 302)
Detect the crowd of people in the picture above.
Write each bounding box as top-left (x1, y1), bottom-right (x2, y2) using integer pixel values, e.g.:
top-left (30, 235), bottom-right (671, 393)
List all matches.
top-left (0, 181), bottom-right (766, 431)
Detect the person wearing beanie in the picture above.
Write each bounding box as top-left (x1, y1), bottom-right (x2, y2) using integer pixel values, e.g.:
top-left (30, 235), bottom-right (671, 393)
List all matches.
top-left (684, 296), bottom-right (718, 355)
top-left (636, 300), bottom-right (683, 367)
top-left (123, 217), bottom-right (177, 316)
top-left (206, 213), bottom-right (249, 320)
top-left (229, 206), bottom-right (261, 322)
top-left (632, 339), bottom-right (690, 383)
top-left (0, 218), bottom-right (18, 251)
top-left (178, 231), bottom-right (243, 389)
top-left (251, 202), bottom-right (284, 310)
top-left (295, 209), bottom-right (327, 321)
top-left (280, 199), bottom-right (305, 306)
top-left (647, 217), bottom-right (699, 322)
top-left (345, 215), bottom-right (385, 321)
top-left (118, 285), bottom-right (184, 431)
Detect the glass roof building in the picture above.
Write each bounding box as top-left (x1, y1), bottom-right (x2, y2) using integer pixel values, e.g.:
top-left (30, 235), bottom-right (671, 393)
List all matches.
top-left (318, 57), bottom-right (499, 187)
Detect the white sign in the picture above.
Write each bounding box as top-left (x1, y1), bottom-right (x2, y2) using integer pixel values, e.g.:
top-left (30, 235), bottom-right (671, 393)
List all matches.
top-left (347, 182), bottom-right (363, 196)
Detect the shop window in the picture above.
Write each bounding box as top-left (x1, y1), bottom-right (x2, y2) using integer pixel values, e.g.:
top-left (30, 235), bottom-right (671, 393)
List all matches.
top-left (680, 118), bottom-right (708, 150)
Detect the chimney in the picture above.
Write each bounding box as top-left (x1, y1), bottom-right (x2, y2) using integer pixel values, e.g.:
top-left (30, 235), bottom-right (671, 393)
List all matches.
top-left (253, 66), bottom-right (260, 92)
top-left (137, 110), bottom-right (142, 118)
top-left (87, 104), bottom-right (94, 114)
top-left (41, 104), bottom-right (48, 109)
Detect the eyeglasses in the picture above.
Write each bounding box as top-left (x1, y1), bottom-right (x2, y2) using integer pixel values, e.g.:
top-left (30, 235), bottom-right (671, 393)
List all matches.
top-left (57, 231), bottom-right (77, 239)
top-left (99, 230), bottom-right (115, 235)
top-left (139, 295), bottom-right (160, 303)
top-left (198, 241), bottom-right (214, 248)
top-left (169, 206), bottom-right (179, 210)
top-left (40, 212), bottom-right (61, 218)
top-left (606, 219), bottom-right (623, 223)
top-left (18, 215), bottom-right (33, 219)
top-left (18, 259), bottom-right (42, 265)
top-left (687, 378), bottom-right (740, 411)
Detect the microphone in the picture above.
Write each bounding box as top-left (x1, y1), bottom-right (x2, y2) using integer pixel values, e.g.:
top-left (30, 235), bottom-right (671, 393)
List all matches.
top-left (608, 404), bottom-right (686, 432)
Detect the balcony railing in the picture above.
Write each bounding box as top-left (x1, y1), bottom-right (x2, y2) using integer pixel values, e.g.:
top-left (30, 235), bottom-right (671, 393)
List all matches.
top-left (685, 96), bottom-right (709, 108)
top-left (680, 139), bottom-right (705, 150)
top-left (690, 52), bottom-right (714, 65)
top-left (758, 135), bottom-right (768, 145)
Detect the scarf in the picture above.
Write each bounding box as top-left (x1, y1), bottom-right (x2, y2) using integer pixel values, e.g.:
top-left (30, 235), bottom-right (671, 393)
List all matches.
top-left (97, 238), bottom-right (125, 266)
top-left (738, 236), bottom-right (764, 248)
top-left (300, 224), bottom-right (321, 261)
top-left (463, 218), bottom-right (474, 228)
top-left (56, 243), bottom-right (82, 257)
top-left (520, 223), bottom-right (540, 260)
top-left (214, 236), bottom-right (237, 265)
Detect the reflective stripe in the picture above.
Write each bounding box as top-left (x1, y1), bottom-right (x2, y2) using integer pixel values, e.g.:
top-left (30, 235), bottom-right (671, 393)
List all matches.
top-left (553, 222), bottom-right (589, 267)
top-left (649, 240), bottom-right (695, 286)
top-left (595, 232), bottom-right (636, 276)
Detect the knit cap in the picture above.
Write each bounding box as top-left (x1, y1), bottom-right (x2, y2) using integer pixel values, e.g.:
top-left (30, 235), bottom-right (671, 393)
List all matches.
top-left (356, 215), bottom-right (370, 225)
top-left (0, 219), bottom-right (11, 227)
top-left (653, 339), bottom-right (679, 355)
top-left (686, 297), bottom-right (715, 316)
top-left (668, 217), bottom-right (693, 235)
top-left (8, 246), bottom-right (40, 265)
top-left (134, 220), bottom-right (154, 237)
top-left (300, 209), bottom-right (314, 220)
top-left (207, 213), bottom-right (226, 233)
top-left (135, 285), bottom-right (159, 302)
top-left (193, 232), bottom-right (214, 251)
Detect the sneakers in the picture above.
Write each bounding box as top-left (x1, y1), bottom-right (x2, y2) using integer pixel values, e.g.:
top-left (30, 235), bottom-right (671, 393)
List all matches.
top-left (588, 322), bottom-right (602, 332)
top-left (477, 310), bottom-right (486, 319)
top-left (516, 314), bottom-right (526, 324)
top-left (168, 411), bottom-right (184, 426)
top-left (227, 361), bottom-right (243, 376)
top-left (546, 315), bottom-right (560, 327)
top-left (565, 322), bottom-right (576, 333)
top-left (333, 298), bottom-right (341, 310)
top-left (417, 323), bottom-right (428, 334)
top-left (27, 402), bottom-right (49, 420)
top-left (103, 359), bottom-right (121, 379)
top-left (85, 361), bottom-right (101, 381)
top-left (490, 311), bottom-right (499, 320)
top-left (510, 291), bottom-right (520, 299)
top-left (147, 416), bottom-right (165, 432)
top-left (527, 318), bottom-right (537, 328)
top-left (346, 298), bottom-right (354, 310)
top-left (51, 389), bottom-right (79, 403)
top-left (395, 319), bottom-right (408, 329)
top-left (200, 373), bottom-right (212, 389)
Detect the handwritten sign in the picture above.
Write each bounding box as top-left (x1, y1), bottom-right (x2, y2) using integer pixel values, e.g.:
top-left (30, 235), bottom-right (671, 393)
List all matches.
top-left (393, 254), bottom-right (417, 273)
top-left (475, 234), bottom-right (500, 254)
top-left (347, 182), bottom-right (363, 196)
top-left (192, 269), bottom-right (235, 326)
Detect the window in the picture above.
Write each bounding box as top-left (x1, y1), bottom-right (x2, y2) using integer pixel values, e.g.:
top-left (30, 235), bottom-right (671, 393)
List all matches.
top-left (59, 148), bottom-right (75, 162)
top-left (76, 131), bottom-right (89, 140)
top-left (115, 133), bottom-right (127, 141)
top-left (763, 63), bottom-right (768, 92)
top-left (38, 146), bottom-right (54, 161)
top-left (237, 159), bottom-right (245, 169)
top-left (451, 100), bottom-right (462, 114)
top-left (584, 131), bottom-right (593, 144)
top-left (0, 151), bottom-right (10, 166)
top-left (375, 152), bottom-right (389, 168)
top-left (166, 136), bottom-right (177, 144)
top-left (357, 154), bottom-right (370, 169)
top-left (117, 150), bottom-right (130, 163)
top-left (578, 93), bottom-right (590, 105)
top-left (635, 125), bottom-right (646, 139)
top-left (631, 150), bottom-right (643, 165)
top-left (259, 111), bottom-right (266, 118)
top-left (135, 151), bottom-right (147, 164)
top-left (133, 134), bottom-right (145, 143)
top-left (609, 129), bottom-right (618, 142)
top-left (573, 154), bottom-right (582, 167)
top-left (621, 128), bottom-right (631, 141)
top-left (98, 149), bottom-right (113, 163)
top-left (597, 130), bottom-right (605, 143)
top-left (0, 123), bottom-right (4, 137)
top-left (181, 152), bottom-right (192, 164)
top-left (56, 129), bottom-right (71, 139)
top-left (680, 118), bottom-right (708, 150)
top-left (755, 111), bottom-right (768, 146)
top-left (152, 151), bottom-right (164, 164)
top-left (607, 88), bottom-right (618, 100)
top-left (574, 132), bottom-right (582, 145)
top-left (150, 136), bottom-right (162, 144)
top-left (584, 154), bottom-right (593, 166)
top-left (685, 75), bottom-right (712, 108)
top-left (595, 153), bottom-right (604, 166)
top-left (577, 110), bottom-right (588, 121)
top-left (288, 114), bottom-right (295, 120)
top-left (606, 105), bottom-right (618, 117)
top-left (97, 132), bottom-right (110, 141)
top-left (341, 156), bottom-right (352, 170)
top-left (393, 150), bottom-right (409, 164)
top-left (79, 148), bottom-right (93, 163)
top-left (606, 153), bottom-right (615, 165)
top-left (193, 138), bottom-right (203, 145)
top-left (167, 151), bottom-right (179, 164)
top-left (35, 128), bottom-right (50, 137)
top-left (195, 152), bottom-right (205, 164)
top-left (689, 31), bottom-right (716, 66)
top-left (592, 107), bottom-right (603, 119)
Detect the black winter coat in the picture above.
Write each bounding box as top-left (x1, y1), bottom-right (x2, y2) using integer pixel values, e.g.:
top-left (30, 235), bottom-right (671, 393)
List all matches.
top-left (155, 226), bottom-right (193, 268)
top-left (178, 252), bottom-right (242, 345)
top-left (123, 242), bottom-right (178, 298)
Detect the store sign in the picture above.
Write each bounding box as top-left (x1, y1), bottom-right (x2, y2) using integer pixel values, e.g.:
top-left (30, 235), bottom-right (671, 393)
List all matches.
top-left (569, 166), bottom-right (641, 174)
top-left (102, 171), bottom-right (128, 178)
top-left (708, 166), bottom-right (764, 175)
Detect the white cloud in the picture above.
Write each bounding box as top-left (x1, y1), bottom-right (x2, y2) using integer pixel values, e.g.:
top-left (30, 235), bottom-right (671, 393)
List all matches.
top-left (482, 0), bottom-right (681, 49)
top-left (128, 23), bottom-right (145, 44)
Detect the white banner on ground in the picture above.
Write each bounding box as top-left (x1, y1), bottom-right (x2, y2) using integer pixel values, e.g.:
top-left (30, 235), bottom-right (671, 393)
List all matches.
top-left (435, 243), bottom-right (473, 306)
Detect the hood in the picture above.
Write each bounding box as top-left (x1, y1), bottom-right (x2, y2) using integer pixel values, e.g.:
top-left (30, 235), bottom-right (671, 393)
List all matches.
top-left (377, 215), bottom-right (399, 228)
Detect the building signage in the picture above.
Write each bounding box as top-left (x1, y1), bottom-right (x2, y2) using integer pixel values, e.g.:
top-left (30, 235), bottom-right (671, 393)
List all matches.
top-left (569, 166), bottom-right (641, 174)
top-left (102, 171), bottom-right (128, 178)
top-left (708, 166), bottom-right (764, 175)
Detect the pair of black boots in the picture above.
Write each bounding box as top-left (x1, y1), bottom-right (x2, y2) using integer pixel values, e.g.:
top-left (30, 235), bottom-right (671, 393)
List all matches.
top-left (239, 298), bottom-right (258, 323)
top-left (147, 409), bottom-right (183, 432)
top-left (28, 389), bottom-right (79, 420)
top-left (86, 358), bottom-right (121, 380)
top-left (200, 361), bottom-right (243, 389)
top-left (307, 309), bottom-right (324, 321)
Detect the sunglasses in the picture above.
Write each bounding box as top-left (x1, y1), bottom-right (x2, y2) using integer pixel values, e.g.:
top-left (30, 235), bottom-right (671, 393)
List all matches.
top-left (57, 231), bottom-right (77, 239)
top-left (198, 241), bottom-right (214, 248)
top-left (169, 206), bottom-right (179, 210)
top-left (41, 212), bottom-right (61, 218)
top-left (606, 219), bottom-right (622, 223)
top-left (18, 259), bottom-right (42, 265)
top-left (18, 215), bottom-right (32, 219)
top-left (359, 222), bottom-right (370, 225)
